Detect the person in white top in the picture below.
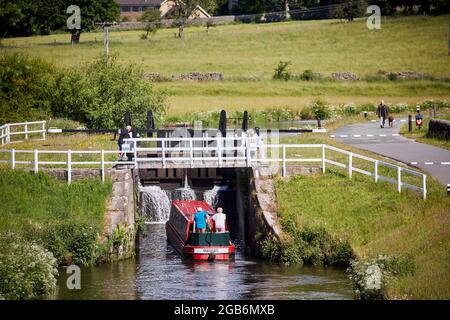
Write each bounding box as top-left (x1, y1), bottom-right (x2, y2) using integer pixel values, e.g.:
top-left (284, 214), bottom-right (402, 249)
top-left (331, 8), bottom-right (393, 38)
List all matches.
top-left (212, 207), bottom-right (227, 233)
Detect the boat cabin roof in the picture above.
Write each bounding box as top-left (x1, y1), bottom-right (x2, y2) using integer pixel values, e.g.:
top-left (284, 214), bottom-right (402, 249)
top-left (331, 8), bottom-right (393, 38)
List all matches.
top-left (171, 200), bottom-right (215, 222)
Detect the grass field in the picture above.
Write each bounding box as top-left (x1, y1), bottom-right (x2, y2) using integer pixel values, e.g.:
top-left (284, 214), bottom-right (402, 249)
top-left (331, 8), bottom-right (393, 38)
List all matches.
top-left (2, 15), bottom-right (450, 113)
top-left (0, 168), bottom-right (111, 232)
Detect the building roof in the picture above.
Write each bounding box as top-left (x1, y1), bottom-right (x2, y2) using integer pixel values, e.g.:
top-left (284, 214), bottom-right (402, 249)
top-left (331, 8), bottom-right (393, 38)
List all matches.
top-left (116, 0), bottom-right (162, 6)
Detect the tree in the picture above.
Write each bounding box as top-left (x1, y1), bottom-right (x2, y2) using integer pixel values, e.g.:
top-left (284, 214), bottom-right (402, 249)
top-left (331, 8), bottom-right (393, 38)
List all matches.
top-left (138, 8), bottom-right (162, 40)
top-left (170, 0), bottom-right (217, 38)
top-left (53, 55), bottom-right (167, 129)
top-left (0, 0), bottom-right (119, 39)
top-left (331, 0), bottom-right (367, 21)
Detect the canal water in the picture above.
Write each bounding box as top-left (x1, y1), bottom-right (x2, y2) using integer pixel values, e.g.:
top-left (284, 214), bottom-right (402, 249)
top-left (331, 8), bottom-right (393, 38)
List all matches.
top-left (53, 224), bottom-right (354, 300)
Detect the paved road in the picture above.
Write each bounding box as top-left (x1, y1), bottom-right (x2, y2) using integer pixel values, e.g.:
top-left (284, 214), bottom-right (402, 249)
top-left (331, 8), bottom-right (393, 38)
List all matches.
top-left (332, 119), bottom-right (450, 186)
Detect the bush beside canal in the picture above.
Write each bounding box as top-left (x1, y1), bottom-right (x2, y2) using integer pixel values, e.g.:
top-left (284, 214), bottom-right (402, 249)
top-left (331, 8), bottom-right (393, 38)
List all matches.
top-left (274, 173), bottom-right (450, 299)
top-left (0, 168), bottom-right (112, 299)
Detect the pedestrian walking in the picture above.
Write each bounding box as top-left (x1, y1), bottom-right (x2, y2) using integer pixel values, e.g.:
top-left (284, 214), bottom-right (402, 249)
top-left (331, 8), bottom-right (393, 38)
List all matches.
top-left (376, 100), bottom-right (390, 128)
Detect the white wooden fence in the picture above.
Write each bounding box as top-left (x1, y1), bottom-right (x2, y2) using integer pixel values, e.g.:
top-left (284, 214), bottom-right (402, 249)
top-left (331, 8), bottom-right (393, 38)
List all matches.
top-left (0, 121), bottom-right (46, 146)
top-left (0, 135), bottom-right (427, 199)
top-left (126, 137), bottom-right (427, 199)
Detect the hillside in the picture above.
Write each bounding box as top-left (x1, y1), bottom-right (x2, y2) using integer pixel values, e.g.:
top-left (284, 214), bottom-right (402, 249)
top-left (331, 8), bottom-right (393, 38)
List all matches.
top-left (2, 15), bottom-right (450, 113)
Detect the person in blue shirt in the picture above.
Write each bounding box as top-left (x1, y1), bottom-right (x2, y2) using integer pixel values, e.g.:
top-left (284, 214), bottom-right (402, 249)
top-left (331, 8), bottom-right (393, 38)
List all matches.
top-left (194, 207), bottom-right (209, 233)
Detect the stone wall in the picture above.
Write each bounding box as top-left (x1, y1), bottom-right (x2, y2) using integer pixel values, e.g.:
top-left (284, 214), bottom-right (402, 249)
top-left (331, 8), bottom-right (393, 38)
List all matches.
top-left (245, 164), bottom-right (321, 256)
top-left (38, 168), bottom-right (137, 261)
top-left (172, 72), bottom-right (224, 81)
top-left (428, 119), bottom-right (450, 140)
top-left (102, 169), bottom-right (136, 261)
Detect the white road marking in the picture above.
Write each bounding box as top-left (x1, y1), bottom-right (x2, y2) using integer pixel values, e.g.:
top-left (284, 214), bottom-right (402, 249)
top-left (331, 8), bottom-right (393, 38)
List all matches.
top-left (392, 134), bottom-right (400, 136)
top-left (330, 135), bottom-right (335, 138)
top-left (353, 134), bottom-right (361, 137)
top-left (379, 134), bottom-right (387, 137)
top-left (411, 162), bottom-right (450, 165)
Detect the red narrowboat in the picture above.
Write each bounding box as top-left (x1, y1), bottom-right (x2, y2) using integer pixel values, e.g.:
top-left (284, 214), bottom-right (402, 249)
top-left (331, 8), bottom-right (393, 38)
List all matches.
top-left (166, 200), bottom-right (235, 261)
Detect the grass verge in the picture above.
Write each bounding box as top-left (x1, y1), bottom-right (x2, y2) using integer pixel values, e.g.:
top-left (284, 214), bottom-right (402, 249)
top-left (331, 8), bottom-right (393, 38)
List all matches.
top-left (0, 168), bottom-right (112, 299)
top-left (400, 115), bottom-right (450, 150)
top-left (275, 170), bottom-right (450, 299)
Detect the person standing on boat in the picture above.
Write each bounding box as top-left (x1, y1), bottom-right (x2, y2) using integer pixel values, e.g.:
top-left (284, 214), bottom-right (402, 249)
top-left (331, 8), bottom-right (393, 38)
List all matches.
top-left (194, 207), bottom-right (208, 233)
top-left (212, 207), bottom-right (227, 233)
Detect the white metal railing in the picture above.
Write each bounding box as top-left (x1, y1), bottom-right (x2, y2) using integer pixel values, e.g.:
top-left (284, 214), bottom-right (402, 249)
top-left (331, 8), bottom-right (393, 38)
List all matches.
top-left (0, 121), bottom-right (46, 146)
top-left (0, 149), bottom-right (133, 184)
top-left (0, 136), bottom-right (427, 199)
top-left (125, 136), bottom-right (427, 200)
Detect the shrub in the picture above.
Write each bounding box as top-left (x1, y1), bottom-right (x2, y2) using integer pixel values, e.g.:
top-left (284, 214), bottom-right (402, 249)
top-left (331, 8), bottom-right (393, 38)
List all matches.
top-left (300, 69), bottom-right (319, 81)
top-left (0, 53), bottom-right (57, 124)
top-left (261, 238), bottom-right (282, 262)
top-left (311, 99), bottom-right (332, 119)
top-left (387, 73), bottom-right (398, 81)
top-left (300, 106), bottom-right (314, 120)
top-left (347, 255), bottom-right (415, 300)
top-left (342, 103), bottom-right (359, 116)
top-left (47, 118), bottom-right (83, 130)
top-left (273, 61), bottom-right (291, 81)
top-left (53, 54), bottom-right (167, 129)
top-left (265, 220), bottom-right (355, 268)
top-left (390, 102), bottom-right (410, 113)
top-left (0, 232), bottom-right (58, 300)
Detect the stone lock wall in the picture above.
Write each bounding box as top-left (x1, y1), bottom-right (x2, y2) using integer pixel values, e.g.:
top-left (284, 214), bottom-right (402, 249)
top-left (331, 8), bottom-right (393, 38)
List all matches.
top-left (245, 164), bottom-right (322, 256)
top-left (103, 169), bottom-right (136, 261)
top-left (37, 168), bottom-right (137, 261)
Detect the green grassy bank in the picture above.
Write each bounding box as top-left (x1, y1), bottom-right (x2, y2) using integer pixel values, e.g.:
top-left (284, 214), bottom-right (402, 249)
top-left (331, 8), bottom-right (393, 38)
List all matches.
top-left (0, 168), bottom-right (112, 299)
top-left (400, 115), bottom-right (450, 150)
top-left (275, 171), bottom-right (450, 299)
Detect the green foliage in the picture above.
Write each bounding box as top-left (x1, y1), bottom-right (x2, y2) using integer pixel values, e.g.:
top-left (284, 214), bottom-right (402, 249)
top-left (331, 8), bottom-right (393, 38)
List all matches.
top-left (311, 99), bottom-right (332, 119)
top-left (0, 53), bottom-right (57, 124)
top-left (0, 0), bottom-right (119, 37)
top-left (53, 54), bottom-right (167, 129)
top-left (0, 168), bottom-right (112, 267)
top-left (0, 52), bottom-right (167, 129)
top-left (139, 8), bottom-right (162, 40)
top-left (261, 224), bottom-right (355, 267)
top-left (299, 69), bottom-right (322, 81)
top-left (332, 0), bottom-right (367, 21)
top-left (273, 61), bottom-right (291, 81)
top-left (0, 232), bottom-right (58, 300)
top-left (135, 216), bottom-right (148, 237)
top-left (33, 223), bottom-right (99, 266)
top-left (348, 255), bottom-right (416, 300)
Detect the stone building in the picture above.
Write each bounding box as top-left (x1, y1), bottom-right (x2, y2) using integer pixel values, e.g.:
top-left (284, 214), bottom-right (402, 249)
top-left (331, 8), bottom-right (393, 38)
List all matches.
top-left (116, 0), bottom-right (211, 20)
